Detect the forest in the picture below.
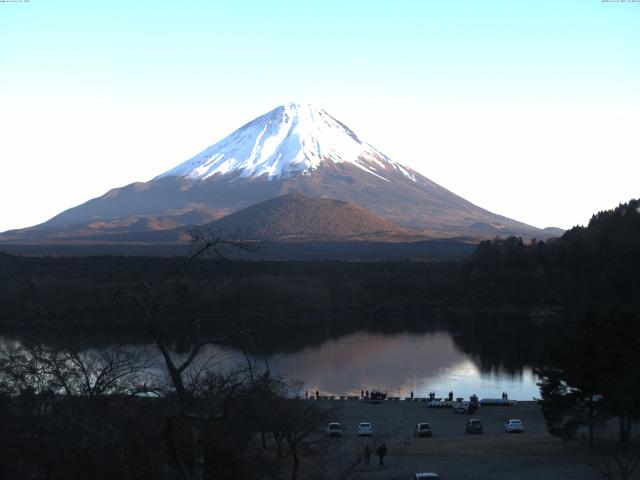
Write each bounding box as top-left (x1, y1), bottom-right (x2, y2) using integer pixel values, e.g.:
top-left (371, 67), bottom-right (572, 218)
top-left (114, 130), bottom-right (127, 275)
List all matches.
top-left (0, 199), bottom-right (638, 479)
top-left (1, 200), bottom-right (638, 327)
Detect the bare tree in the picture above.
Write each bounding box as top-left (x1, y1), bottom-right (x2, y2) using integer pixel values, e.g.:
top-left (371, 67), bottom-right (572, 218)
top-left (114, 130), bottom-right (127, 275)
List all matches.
top-left (312, 441), bottom-right (364, 480)
top-left (0, 342), bottom-right (152, 479)
top-left (277, 399), bottom-right (334, 480)
top-left (587, 439), bottom-right (640, 480)
top-left (0, 230), bottom-right (277, 480)
top-left (115, 229), bottom-right (259, 480)
top-left (0, 342), bottom-right (149, 398)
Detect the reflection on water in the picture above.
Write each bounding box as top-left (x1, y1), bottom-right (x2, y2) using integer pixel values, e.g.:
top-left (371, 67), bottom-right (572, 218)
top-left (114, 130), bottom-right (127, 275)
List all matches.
top-left (0, 317), bottom-right (543, 401)
top-left (264, 330), bottom-right (539, 400)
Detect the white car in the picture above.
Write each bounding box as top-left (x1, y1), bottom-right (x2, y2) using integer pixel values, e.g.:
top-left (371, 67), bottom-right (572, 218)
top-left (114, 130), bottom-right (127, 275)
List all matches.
top-left (414, 423), bottom-right (433, 437)
top-left (505, 419), bottom-right (524, 433)
top-left (411, 473), bottom-right (440, 480)
top-left (357, 422), bottom-right (373, 436)
top-left (326, 422), bottom-right (343, 437)
top-left (453, 401), bottom-right (469, 414)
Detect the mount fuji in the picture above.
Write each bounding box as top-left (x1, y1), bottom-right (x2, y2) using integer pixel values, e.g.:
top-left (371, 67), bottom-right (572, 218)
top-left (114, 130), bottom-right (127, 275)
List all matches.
top-left (156, 103), bottom-right (417, 183)
top-left (1, 103), bottom-right (555, 243)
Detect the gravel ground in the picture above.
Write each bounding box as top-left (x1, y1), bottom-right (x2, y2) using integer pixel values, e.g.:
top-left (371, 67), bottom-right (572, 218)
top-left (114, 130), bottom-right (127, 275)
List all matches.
top-left (307, 400), bottom-right (600, 480)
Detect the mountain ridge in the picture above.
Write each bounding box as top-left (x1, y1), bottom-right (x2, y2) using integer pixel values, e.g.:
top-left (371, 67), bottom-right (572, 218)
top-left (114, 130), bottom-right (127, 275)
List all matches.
top-left (0, 103), bottom-right (561, 243)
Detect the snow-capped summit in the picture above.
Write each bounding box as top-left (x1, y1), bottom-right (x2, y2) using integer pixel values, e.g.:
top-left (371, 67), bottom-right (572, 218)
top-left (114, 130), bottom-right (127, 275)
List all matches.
top-left (2, 103), bottom-right (556, 243)
top-left (156, 103), bottom-right (415, 182)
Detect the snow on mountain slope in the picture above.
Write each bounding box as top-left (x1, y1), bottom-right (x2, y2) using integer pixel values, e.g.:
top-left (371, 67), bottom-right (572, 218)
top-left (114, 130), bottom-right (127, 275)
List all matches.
top-left (0, 103), bottom-right (558, 242)
top-left (156, 103), bottom-right (416, 182)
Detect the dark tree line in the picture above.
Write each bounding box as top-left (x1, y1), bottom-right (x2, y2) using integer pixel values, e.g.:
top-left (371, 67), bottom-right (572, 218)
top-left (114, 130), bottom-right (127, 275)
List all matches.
top-left (0, 233), bottom-right (339, 480)
top-left (457, 200), bottom-right (640, 478)
top-left (2, 201), bottom-right (638, 327)
top-left (459, 199), bottom-right (640, 307)
top-left (536, 307), bottom-right (640, 444)
top-left (522, 201), bottom-right (640, 454)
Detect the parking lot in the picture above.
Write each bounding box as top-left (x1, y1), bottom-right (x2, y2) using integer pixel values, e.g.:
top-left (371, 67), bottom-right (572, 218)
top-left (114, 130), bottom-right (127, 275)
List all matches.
top-left (311, 400), bottom-right (600, 480)
top-left (332, 399), bottom-right (547, 438)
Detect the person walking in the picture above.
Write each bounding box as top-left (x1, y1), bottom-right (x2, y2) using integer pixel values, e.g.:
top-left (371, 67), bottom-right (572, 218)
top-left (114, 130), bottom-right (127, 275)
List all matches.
top-left (375, 443), bottom-right (387, 467)
top-left (361, 389), bottom-right (364, 399)
top-left (363, 445), bottom-right (371, 465)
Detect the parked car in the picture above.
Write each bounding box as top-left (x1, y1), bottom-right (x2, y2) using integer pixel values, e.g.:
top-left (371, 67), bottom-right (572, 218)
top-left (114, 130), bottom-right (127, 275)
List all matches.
top-left (326, 422), bottom-right (343, 437)
top-left (357, 422), bottom-right (373, 436)
top-left (411, 473), bottom-right (440, 480)
top-left (414, 423), bottom-right (433, 437)
top-left (465, 418), bottom-right (483, 434)
top-left (454, 402), bottom-right (469, 414)
top-left (505, 419), bottom-right (524, 433)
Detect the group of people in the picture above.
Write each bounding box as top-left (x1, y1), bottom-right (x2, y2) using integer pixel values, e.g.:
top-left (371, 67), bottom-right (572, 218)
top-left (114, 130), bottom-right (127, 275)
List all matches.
top-left (425, 391), bottom-right (454, 401)
top-left (363, 443), bottom-right (387, 467)
top-left (304, 389), bottom-right (320, 400)
top-left (305, 388), bottom-right (508, 402)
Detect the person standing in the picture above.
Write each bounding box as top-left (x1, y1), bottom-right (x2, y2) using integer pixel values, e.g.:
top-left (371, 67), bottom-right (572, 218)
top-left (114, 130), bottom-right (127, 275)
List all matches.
top-left (361, 389), bottom-right (364, 399)
top-left (375, 443), bottom-right (387, 467)
top-left (315, 389), bottom-right (319, 400)
top-left (410, 390), bottom-right (414, 401)
top-left (363, 445), bottom-right (371, 465)
top-left (305, 390), bottom-right (308, 400)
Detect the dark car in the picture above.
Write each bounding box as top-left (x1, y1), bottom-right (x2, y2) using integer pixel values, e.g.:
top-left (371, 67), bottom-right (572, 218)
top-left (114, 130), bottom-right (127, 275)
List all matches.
top-left (325, 422), bottom-right (343, 437)
top-left (465, 418), bottom-right (483, 434)
top-left (414, 423), bottom-right (433, 437)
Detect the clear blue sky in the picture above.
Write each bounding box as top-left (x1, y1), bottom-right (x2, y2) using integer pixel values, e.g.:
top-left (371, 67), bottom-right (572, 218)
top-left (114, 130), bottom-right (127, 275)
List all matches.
top-left (1, 0), bottom-right (638, 231)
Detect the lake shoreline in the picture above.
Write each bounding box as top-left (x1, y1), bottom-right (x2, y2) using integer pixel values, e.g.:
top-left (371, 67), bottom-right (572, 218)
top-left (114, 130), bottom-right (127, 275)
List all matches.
top-left (0, 304), bottom-right (574, 331)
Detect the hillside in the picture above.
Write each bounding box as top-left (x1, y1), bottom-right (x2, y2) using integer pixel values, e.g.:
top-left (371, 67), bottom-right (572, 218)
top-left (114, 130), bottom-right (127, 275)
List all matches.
top-left (209, 192), bottom-right (414, 241)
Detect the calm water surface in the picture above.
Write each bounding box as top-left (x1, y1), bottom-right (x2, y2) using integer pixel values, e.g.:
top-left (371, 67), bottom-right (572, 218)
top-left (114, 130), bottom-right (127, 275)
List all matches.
top-left (1, 327), bottom-right (541, 401)
top-left (253, 330), bottom-right (539, 400)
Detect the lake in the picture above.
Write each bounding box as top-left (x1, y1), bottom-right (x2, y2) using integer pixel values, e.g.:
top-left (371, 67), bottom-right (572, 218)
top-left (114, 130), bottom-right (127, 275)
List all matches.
top-left (0, 316), bottom-right (544, 401)
top-left (219, 329), bottom-right (540, 401)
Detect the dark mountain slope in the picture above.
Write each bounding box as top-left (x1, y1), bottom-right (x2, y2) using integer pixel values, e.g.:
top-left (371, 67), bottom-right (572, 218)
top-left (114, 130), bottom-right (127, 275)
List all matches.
top-left (209, 192), bottom-right (413, 241)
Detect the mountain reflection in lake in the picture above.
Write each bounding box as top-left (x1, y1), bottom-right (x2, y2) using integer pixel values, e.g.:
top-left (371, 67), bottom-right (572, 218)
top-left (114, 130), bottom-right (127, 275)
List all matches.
top-left (0, 322), bottom-right (542, 401)
top-left (263, 330), bottom-right (539, 400)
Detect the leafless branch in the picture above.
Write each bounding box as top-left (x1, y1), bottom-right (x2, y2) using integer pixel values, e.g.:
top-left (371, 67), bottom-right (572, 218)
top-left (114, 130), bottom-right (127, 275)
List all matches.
top-left (586, 439), bottom-right (640, 480)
